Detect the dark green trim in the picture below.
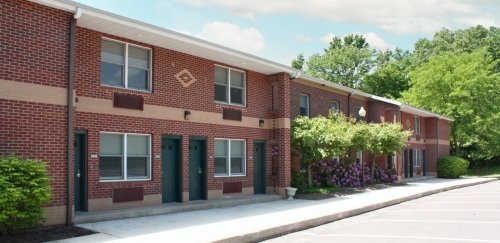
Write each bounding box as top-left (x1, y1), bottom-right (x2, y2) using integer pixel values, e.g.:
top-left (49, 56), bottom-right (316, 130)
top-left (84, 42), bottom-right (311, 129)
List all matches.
top-left (189, 136), bottom-right (207, 141)
top-left (74, 130), bottom-right (88, 212)
top-left (162, 134), bottom-right (182, 139)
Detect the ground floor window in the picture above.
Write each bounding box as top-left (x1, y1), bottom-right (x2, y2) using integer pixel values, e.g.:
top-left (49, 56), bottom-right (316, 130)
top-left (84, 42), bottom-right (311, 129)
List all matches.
top-left (413, 149), bottom-right (422, 167)
top-left (99, 132), bottom-right (151, 181)
top-left (214, 139), bottom-right (246, 177)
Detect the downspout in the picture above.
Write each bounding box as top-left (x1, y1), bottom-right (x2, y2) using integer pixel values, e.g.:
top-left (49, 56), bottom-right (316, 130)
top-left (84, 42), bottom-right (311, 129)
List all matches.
top-left (436, 117), bottom-right (439, 168)
top-left (66, 7), bottom-right (82, 226)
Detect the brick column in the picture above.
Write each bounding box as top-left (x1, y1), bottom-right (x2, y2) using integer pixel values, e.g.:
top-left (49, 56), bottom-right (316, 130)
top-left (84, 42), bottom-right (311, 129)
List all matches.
top-left (268, 72), bottom-right (291, 197)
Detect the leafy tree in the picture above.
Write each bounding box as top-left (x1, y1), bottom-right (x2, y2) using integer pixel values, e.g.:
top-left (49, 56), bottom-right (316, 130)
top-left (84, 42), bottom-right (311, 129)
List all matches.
top-left (365, 123), bottom-right (412, 179)
top-left (402, 49), bottom-right (500, 160)
top-left (291, 113), bottom-right (353, 186)
top-left (363, 49), bottom-right (413, 99)
top-left (305, 34), bottom-right (374, 89)
top-left (291, 53), bottom-right (305, 70)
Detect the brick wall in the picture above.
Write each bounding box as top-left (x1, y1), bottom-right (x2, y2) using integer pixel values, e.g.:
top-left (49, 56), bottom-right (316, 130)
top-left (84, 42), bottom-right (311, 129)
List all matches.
top-left (0, 0), bottom-right (71, 208)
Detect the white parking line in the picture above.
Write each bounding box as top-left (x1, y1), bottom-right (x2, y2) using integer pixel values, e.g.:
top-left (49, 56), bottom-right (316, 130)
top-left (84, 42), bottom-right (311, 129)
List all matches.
top-left (392, 209), bottom-right (500, 212)
top-left (296, 232), bottom-right (500, 242)
top-left (346, 219), bottom-right (500, 224)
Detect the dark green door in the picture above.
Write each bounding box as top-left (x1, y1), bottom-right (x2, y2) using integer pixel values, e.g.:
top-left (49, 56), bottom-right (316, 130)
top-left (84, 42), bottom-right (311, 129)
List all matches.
top-left (253, 142), bottom-right (266, 194)
top-left (162, 138), bottom-right (181, 203)
top-left (189, 140), bottom-right (205, 200)
top-left (74, 133), bottom-right (86, 211)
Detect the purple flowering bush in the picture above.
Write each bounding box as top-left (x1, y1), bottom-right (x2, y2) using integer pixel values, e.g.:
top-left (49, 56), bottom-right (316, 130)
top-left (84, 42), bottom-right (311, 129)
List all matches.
top-left (310, 159), bottom-right (397, 187)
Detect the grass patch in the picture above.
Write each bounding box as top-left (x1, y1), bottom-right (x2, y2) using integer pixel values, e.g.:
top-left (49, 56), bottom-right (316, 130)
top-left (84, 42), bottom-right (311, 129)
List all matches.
top-left (466, 165), bottom-right (500, 178)
top-left (298, 186), bottom-right (341, 194)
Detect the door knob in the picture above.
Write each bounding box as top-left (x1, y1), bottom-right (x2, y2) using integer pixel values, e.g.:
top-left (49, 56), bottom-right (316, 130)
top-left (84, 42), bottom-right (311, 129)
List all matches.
top-left (76, 169), bottom-right (81, 178)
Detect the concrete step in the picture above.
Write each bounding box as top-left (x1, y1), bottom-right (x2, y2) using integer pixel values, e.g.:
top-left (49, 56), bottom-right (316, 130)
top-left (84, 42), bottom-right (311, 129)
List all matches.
top-left (75, 194), bottom-right (281, 224)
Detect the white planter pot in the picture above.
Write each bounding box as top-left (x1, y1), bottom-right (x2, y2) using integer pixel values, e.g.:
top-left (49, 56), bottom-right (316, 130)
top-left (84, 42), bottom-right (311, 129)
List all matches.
top-left (286, 187), bottom-right (298, 200)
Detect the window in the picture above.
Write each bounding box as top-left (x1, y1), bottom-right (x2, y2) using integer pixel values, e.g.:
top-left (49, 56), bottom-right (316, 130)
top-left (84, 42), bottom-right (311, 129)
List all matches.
top-left (357, 150), bottom-right (363, 164)
top-left (214, 139), bottom-right (246, 176)
top-left (101, 39), bottom-right (151, 91)
top-left (99, 133), bottom-right (151, 181)
top-left (331, 100), bottom-right (340, 113)
top-left (214, 66), bottom-right (246, 106)
top-left (299, 94), bottom-right (310, 117)
top-left (413, 149), bottom-right (421, 167)
top-left (414, 116), bottom-right (421, 134)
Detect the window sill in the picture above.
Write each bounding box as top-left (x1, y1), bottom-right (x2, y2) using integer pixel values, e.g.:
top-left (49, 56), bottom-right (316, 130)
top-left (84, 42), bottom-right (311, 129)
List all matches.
top-left (214, 174), bottom-right (246, 178)
top-left (215, 101), bottom-right (247, 108)
top-left (101, 84), bottom-right (152, 94)
top-left (99, 178), bottom-right (151, 183)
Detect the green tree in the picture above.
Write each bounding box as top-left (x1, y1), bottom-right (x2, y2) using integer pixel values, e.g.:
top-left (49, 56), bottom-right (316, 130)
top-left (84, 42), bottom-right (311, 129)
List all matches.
top-left (291, 113), bottom-right (353, 186)
top-left (366, 123), bottom-right (412, 178)
top-left (305, 34), bottom-right (374, 89)
top-left (402, 49), bottom-right (500, 160)
top-left (291, 53), bottom-right (305, 70)
top-left (363, 49), bottom-right (413, 99)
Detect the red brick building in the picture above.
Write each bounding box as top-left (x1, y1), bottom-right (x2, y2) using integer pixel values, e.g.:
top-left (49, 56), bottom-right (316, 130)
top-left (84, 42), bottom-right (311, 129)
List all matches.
top-left (290, 77), bottom-right (452, 180)
top-left (1, 0), bottom-right (451, 226)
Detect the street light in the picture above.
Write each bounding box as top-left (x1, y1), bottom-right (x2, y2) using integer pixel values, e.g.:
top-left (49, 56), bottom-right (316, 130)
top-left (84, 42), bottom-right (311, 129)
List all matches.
top-left (359, 106), bottom-right (366, 186)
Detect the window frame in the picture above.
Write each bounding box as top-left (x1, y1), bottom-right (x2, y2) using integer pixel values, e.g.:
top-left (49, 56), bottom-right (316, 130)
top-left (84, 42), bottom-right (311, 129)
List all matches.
top-left (414, 115), bottom-right (421, 134)
top-left (413, 149), bottom-right (421, 167)
top-left (99, 132), bottom-right (152, 182)
top-left (214, 138), bottom-right (247, 177)
top-left (101, 37), bottom-right (153, 93)
top-left (331, 100), bottom-right (340, 113)
top-left (214, 64), bottom-right (247, 107)
top-left (357, 150), bottom-right (363, 164)
top-left (299, 93), bottom-right (310, 117)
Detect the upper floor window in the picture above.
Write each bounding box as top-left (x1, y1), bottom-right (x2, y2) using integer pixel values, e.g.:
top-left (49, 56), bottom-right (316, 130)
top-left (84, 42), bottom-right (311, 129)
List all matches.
top-left (101, 39), bottom-right (151, 91)
top-left (99, 132), bottom-right (151, 181)
top-left (215, 66), bottom-right (246, 106)
top-left (331, 100), bottom-right (340, 113)
top-left (414, 116), bottom-right (421, 134)
top-left (214, 139), bottom-right (246, 177)
top-left (299, 94), bottom-right (310, 117)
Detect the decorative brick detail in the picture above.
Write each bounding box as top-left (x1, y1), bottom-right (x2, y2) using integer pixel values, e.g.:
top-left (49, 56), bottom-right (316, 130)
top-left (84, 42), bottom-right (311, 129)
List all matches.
top-left (113, 187), bottom-right (144, 202)
top-left (175, 69), bottom-right (197, 88)
top-left (222, 182), bottom-right (242, 194)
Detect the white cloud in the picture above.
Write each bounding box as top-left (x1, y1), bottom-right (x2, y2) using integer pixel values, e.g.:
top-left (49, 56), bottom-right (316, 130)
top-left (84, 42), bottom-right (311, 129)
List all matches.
top-left (294, 34), bottom-right (313, 43)
top-left (362, 32), bottom-right (394, 50)
top-left (320, 33), bottom-right (336, 43)
top-left (179, 0), bottom-right (500, 34)
top-left (196, 21), bottom-right (265, 53)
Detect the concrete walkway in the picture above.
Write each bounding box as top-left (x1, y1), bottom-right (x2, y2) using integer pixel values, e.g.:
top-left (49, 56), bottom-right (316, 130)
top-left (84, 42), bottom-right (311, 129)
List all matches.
top-left (54, 177), bottom-right (496, 243)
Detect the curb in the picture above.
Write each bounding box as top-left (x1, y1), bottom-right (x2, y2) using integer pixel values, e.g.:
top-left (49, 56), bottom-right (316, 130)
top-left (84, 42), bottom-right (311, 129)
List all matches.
top-left (216, 178), bottom-right (497, 243)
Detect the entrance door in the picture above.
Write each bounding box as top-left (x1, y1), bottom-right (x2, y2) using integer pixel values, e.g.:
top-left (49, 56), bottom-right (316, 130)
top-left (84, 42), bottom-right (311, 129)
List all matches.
top-left (253, 142), bottom-right (266, 194)
top-left (409, 149), bottom-right (414, 177)
top-left (189, 139), bottom-right (205, 200)
top-left (162, 138), bottom-right (181, 203)
top-left (74, 132), bottom-right (87, 211)
top-left (422, 150), bottom-right (426, 176)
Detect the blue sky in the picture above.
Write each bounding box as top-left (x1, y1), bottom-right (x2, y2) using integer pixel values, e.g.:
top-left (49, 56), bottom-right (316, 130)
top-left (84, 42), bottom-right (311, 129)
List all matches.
top-left (78, 0), bottom-right (500, 66)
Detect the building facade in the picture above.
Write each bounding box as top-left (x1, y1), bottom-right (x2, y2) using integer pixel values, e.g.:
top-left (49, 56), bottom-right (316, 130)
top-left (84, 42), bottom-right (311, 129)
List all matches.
top-left (0, 0), bottom-right (450, 226)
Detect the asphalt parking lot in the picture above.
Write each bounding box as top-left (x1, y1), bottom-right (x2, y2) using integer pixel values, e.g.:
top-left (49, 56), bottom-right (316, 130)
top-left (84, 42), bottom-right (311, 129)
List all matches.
top-left (265, 180), bottom-right (500, 243)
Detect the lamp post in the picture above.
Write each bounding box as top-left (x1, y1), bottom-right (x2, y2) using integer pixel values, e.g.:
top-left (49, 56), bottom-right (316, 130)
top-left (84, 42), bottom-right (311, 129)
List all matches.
top-left (359, 106), bottom-right (366, 186)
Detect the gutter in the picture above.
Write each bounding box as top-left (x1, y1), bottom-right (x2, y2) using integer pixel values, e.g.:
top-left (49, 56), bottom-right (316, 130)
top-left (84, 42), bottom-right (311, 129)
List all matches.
top-left (66, 7), bottom-right (81, 226)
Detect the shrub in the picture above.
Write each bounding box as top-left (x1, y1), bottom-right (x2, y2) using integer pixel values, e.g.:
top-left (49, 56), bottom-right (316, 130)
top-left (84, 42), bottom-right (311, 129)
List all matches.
top-left (291, 170), bottom-right (308, 192)
top-left (437, 156), bottom-right (470, 178)
top-left (0, 156), bottom-right (51, 235)
top-left (311, 159), bottom-right (372, 187)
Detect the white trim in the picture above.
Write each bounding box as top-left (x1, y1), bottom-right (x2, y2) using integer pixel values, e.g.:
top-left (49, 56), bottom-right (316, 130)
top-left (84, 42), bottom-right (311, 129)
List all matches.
top-left (99, 132), bottom-right (151, 182)
top-left (101, 38), bottom-right (152, 92)
top-left (214, 138), bottom-right (247, 177)
top-left (413, 149), bottom-right (421, 167)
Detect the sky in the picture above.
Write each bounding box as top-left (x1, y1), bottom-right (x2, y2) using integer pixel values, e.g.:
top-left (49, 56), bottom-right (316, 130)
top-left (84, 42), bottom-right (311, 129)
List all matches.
top-left (78, 0), bottom-right (500, 66)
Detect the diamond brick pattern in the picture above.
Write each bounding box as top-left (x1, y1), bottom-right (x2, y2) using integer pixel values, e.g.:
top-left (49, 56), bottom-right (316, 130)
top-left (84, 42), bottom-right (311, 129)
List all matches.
top-left (175, 69), bottom-right (197, 87)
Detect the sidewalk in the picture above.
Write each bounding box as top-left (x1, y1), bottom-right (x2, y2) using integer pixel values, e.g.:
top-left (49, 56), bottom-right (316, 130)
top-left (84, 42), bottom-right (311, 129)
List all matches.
top-left (55, 177), bottom-right (496, 243)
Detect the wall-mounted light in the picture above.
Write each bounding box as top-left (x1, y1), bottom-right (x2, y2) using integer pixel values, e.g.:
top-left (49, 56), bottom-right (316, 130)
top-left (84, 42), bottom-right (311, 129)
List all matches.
top-left (358, 106), bottom-right (366, 118)
top-left (184, 110), bottom-right (191, 120)
top-left (259, 119), bottom-right (265, 127)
